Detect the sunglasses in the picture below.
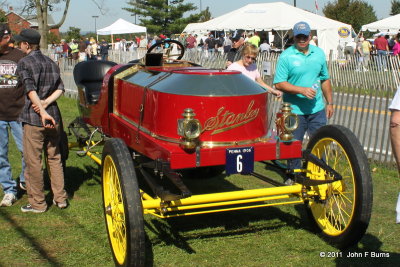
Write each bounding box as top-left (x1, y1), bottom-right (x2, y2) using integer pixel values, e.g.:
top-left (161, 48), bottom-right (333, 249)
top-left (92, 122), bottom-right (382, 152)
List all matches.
top-left (244, 55), bottom-right (257, 61)
top-left (295, 34), bottom-right (309, 40)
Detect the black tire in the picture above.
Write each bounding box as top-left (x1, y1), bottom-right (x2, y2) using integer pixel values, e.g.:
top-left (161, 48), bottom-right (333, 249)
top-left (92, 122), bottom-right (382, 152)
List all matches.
top-left (305, 125), bottom-right (373, 249)
top-left (102, 138), bottom-right (145, 267)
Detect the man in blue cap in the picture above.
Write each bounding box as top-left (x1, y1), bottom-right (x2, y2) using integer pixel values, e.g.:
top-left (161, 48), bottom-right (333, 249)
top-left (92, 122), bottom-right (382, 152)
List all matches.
top-left (273, 21), bottom-right (334, 184)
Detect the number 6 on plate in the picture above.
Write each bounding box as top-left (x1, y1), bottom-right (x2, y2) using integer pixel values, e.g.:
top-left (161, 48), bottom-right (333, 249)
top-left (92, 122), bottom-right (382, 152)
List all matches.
top-left (226, 147), bottom-right (254, 175)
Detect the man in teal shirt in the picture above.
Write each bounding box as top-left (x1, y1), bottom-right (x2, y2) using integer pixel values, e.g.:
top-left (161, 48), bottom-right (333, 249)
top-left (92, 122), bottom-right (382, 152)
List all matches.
top-left (273, 21), bottom-right (334, 183)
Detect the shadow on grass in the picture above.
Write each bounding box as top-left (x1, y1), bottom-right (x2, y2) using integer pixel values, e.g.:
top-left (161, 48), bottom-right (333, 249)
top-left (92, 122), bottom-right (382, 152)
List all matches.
top-left (0, 208), bottom-right (63, 267)
top-left (335, 234), bottom-right (400, 265)
top-left (43, 164), bottom-right (100, 201)
top-left (145, 204), bottom-right (306, 255)
top-left (142, 167), bottom-right (305, 257)
top-left (64, 165), bottom-right (101, 197)
top-left (145, 199), bottom-right (395, 266)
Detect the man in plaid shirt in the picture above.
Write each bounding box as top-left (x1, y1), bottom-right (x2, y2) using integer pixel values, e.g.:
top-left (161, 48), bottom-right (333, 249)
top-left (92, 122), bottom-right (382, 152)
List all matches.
top-left (15, 29), bottom-right (68, 213)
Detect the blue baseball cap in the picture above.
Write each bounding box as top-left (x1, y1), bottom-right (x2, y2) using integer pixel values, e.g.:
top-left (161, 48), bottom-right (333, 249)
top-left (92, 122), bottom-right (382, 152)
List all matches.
top-left (293, 21), bottom-right (311, 37)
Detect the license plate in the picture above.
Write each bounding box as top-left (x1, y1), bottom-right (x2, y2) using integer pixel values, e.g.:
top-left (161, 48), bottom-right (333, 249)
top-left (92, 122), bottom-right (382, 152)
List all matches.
top-left (226, 147), bottom-right (254, 175)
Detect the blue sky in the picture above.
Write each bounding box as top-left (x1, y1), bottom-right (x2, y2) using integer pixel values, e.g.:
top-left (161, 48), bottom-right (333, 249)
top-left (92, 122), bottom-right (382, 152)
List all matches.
top-left (51, 0), bottom-right (392, 32)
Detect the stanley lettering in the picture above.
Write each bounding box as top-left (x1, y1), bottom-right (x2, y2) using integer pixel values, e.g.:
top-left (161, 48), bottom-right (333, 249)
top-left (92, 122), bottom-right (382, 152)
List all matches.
top-left (203, 100), bottom-right (259, 135)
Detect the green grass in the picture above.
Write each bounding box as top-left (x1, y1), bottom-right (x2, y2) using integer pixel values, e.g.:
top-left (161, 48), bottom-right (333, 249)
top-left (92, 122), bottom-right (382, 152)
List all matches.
top-left (0, 96), bottom-right (399, 266)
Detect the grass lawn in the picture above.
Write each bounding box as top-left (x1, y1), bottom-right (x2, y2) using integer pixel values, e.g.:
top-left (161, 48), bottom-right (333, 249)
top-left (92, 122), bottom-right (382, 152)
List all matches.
top-left (0, 96), bottom-right (399, 266)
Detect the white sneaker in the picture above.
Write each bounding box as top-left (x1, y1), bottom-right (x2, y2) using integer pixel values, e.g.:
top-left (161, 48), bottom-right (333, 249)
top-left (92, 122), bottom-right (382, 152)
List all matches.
top-left (0, 193), bottom-right (16, 207)
top-left (53, 199), bottom-right (68, 209)
top-left (384, 68), bottom-right (388, 72)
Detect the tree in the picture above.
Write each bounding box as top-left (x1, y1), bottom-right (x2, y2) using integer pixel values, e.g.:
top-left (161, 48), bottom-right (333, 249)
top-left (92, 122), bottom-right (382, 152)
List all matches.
top-left (199, 6), bottom-right (212, 22)
top-left (47, 31), bottom-right (60, 44)
top-left (16, 0), bottom-right (105, 48)
top-left (18, 0), bottom-right (71, 48)
top-left (323, 0), bottom-right (377, 33)
top-left (391, 0), bottom-right (400, 15)
top-left (0, 1), bottom-right (8, 23)
top-left (64, 26), bottom-right (81, 42)
top-left (123, 0), bottom-right (202, 35)
top-left (0, 9), bottom-right (7, 23)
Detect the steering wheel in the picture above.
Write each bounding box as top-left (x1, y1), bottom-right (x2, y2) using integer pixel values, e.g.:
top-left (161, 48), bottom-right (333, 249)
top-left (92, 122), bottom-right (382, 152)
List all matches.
top-left (146, 39), bottom-right (185, 60)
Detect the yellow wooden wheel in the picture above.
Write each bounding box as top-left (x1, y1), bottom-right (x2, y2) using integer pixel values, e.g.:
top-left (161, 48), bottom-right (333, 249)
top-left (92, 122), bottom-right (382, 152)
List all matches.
top-left (305, 125), bottom-right (372, 249)
top-left (103, 154), bottom-right (127, 264)
top-left (102, 138), bottom-right (145, 267)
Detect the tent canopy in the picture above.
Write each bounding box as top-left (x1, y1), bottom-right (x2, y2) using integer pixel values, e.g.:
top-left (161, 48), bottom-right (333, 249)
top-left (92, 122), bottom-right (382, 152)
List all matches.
top-left (361, 14), bottom-right (400, 32)
top-left (97, 18), bottom-right (146, 35)
top-left (185, 2), bottom-right (348, 32)
top-left (183, 2), bottom-right (352, 56)
top-left (182, 23), bottom-right (209, 34)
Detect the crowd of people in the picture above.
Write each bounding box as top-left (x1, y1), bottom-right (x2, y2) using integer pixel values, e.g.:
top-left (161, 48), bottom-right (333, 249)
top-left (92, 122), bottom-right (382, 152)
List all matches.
top-left (182, 31), bottom-right (274, 56)
top-left (340, 32), bottom-right (400, 72)
top-left (47, 37), bottom-right (109, 62)
top-left (44, 31), bottom-right (278, 66)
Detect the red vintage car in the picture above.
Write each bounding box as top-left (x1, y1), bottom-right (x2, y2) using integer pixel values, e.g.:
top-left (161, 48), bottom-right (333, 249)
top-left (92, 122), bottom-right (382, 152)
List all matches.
top-left (70, 40), bottom-right (372, 267)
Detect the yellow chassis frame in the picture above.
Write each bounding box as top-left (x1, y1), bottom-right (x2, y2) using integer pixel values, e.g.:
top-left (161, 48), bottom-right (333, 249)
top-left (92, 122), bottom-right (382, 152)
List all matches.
top-left (70, 142), bottom-right (320, 219)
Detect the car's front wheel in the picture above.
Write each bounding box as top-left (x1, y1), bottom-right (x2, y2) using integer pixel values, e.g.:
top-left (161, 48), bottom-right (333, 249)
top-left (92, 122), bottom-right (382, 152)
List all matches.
top-left (102, 138), bottom-right (145, 267)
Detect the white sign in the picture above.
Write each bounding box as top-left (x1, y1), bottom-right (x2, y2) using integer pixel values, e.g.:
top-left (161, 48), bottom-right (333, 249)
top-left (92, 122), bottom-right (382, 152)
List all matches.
top-left (262, 61), bottom-right (272, 76)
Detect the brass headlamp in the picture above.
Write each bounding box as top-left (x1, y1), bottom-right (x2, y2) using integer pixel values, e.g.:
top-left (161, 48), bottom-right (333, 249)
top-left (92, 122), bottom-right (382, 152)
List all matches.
top-left (275, 103), bottom-right (299, 141)
top-left (178, 108), bottom-right (202, 149)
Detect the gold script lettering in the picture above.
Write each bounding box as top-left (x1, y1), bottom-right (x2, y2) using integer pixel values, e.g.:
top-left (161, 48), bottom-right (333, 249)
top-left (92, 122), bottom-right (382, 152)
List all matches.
top-left (203, 100), bottom-right (260, 135)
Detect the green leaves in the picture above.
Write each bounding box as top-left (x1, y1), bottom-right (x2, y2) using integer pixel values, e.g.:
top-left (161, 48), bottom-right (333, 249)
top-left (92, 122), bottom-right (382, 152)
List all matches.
top-left (323, 0), bottom-right (377, 32)
top-left (390, 0), bottom-right (400, 15)
top-left (123, 0), bottom-right (202, 35)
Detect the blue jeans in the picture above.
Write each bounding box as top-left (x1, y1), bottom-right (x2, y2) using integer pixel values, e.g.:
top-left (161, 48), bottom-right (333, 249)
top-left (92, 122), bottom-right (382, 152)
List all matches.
top-left (377, 50), bottom-right (388, 71)
top-left (287, 109), bottom-right (327, 170)
top-left (0, 121), bottom-right (25, 195)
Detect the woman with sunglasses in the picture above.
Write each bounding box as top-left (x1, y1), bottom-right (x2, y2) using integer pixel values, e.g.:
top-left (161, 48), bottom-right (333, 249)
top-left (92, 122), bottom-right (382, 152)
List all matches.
top-left (227, 43), bottom-right (282, 96)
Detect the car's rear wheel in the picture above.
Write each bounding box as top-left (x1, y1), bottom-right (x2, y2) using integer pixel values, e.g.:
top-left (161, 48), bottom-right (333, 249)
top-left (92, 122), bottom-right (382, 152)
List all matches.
top-left (305, 125), bottom-right (372, 249)
top-left (102, 138), bottom-right (145, 267)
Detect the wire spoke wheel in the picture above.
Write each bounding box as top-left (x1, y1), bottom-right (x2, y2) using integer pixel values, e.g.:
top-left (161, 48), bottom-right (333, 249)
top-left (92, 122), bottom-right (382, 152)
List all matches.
top-left (102, 138), bottom-right (145, 267)
top-left (305, 125), bottom-right (372, 249)
top-left (307, 138), bottom-right (354, 234)
top-left (103, 155), bottom-right (127, 264)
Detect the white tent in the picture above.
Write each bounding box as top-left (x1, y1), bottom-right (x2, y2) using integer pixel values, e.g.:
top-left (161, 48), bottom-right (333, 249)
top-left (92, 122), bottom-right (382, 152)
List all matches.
top-left (361, 14), bottom-right (400, 32)
top-left (97, 18), bottom-right (147, 49)
top-left (97, 18), bottom-right (147, 35)
top-left (183, 2), bottom-right (353, 57)
top-left (182, 23), bottom-right (209, 35)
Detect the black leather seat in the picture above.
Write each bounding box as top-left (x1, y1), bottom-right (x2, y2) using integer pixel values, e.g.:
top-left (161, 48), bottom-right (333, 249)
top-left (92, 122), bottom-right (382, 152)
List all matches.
top-left (73, 60), bottom-right (117, 104)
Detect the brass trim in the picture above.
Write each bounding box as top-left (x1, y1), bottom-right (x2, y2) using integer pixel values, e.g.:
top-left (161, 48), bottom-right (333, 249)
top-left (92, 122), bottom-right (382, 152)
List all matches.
top-left (116, 114), bottom-right (271, 148)
top-left (200, 137), bottom-right (271, 148)
top-left (113, 64), bottom-right (142, 117)
top-left (276, 139), bottom-right (280, 159)
top-left (119, 114), bottom-right (181, 144)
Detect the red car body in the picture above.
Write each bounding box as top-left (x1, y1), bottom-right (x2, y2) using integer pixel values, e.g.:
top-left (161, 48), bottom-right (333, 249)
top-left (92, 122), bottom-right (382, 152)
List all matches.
top-left (78, 64), bottom-right (301, 170)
